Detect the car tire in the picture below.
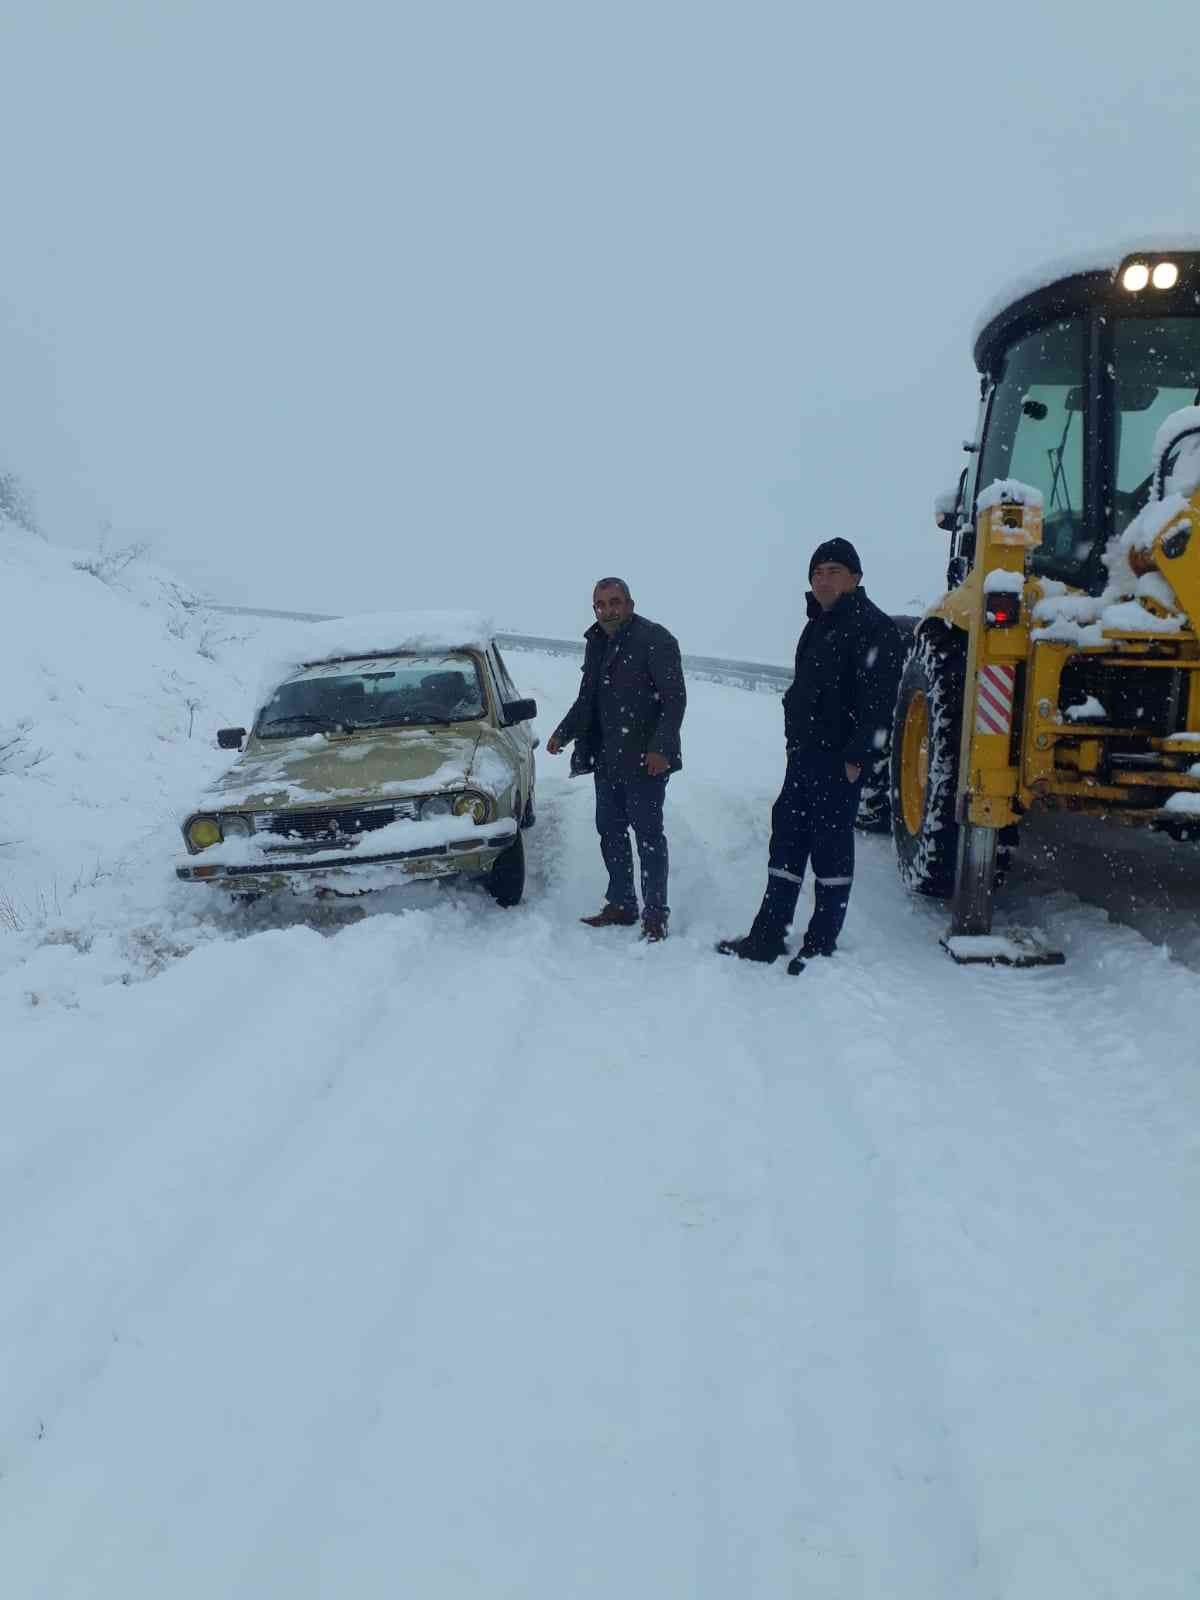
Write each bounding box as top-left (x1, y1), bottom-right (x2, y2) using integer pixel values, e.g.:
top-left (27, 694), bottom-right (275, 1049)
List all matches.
top-left (891, 630), bottom-right (965, 898)
top-left (485, 831), bottom-right (525, 907)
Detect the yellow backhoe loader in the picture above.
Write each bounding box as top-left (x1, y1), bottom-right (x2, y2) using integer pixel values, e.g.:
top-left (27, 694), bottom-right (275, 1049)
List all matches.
top-left (893, 245), bottom-right (1200, 964)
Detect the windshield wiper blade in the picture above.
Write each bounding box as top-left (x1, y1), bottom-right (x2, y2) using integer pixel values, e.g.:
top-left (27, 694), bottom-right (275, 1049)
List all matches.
top-left (261, 713), bottom-right (342, 732)
top-left (369, 714), bottom-right (461, 727)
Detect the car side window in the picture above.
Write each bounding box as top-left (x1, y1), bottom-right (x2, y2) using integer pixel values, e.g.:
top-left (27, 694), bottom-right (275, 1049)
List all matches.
top-left (493, 644), bottom-right (521, 703)
top-left (478, 649), bottom-right (505, 718)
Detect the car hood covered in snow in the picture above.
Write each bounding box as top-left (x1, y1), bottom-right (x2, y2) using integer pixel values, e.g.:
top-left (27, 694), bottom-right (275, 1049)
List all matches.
top-left (199, 723), bottom-right (486, 811)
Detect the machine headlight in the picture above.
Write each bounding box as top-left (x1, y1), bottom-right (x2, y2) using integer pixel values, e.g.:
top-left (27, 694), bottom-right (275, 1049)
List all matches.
top-left (187, 816), bottom-right (222, 851)
top-left (1152, 261), bottom-right (1179, 290)
top-left (419, 795), bottom-right (454, 819)
top-left (219, 813), bottom-right (253, 838)
top-left (452, 791), bottom-right (490, 824)
top-left (1122, 262), bottom-right (1150, 292)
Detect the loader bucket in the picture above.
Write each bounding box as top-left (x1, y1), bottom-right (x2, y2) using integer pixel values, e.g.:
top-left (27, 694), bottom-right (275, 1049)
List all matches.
top-left (941, 931), bottom-right (1065, 967)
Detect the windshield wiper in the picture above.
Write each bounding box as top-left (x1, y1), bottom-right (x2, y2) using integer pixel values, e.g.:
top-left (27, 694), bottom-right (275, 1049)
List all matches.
top-left (261, 713), bottom-right (344, 733)
top-left (360, 714), bottom-right (465, 727)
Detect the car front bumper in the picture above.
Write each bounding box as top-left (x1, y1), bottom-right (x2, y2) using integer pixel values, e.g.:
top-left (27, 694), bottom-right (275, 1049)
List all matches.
top-left (176, 819), bottom-right (519, 893)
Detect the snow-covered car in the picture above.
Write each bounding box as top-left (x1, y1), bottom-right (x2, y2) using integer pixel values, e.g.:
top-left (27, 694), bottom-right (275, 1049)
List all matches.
top-left (176, 612), bottom-right (536, 905)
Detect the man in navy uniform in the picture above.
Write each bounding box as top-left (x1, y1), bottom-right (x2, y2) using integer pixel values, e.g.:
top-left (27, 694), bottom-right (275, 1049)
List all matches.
top-left (718, 539), bottom-right (903, 974)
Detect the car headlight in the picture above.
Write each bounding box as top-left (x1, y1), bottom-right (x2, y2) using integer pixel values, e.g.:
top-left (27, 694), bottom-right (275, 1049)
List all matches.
top-left (187, 815), bottom-right (222, 851)
top-left (452, 791), bottom-right (490, 824)
top-left (219, 813), bottom-right (253, 838)
top-left (419, 795), bottom-right (454, 819)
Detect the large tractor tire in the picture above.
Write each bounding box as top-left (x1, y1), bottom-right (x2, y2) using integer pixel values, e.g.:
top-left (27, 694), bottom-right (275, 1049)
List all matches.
top-left (855, 617), bottom-right (918, 836)
top-left (854, 754), bottom-right (893, 833)
top-left (891, 631), bottom-right (965, 898)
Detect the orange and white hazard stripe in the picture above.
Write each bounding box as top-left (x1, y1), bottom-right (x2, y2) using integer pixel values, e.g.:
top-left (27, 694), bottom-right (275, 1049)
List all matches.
top-left (975, 664), bottom-right (1017, 736)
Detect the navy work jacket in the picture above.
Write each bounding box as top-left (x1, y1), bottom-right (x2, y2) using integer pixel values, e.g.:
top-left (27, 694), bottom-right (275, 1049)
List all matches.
top-left (782, 587), bottom-right (904, 769)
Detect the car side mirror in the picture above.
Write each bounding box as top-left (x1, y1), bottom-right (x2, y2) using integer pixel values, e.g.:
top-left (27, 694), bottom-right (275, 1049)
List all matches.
top-left (502, 698), bottom-right (537, 724)
top-left (217, 727), bottom-right (246, 750)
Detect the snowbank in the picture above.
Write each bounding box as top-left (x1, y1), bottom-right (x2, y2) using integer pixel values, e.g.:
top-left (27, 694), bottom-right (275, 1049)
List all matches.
top-left (0, 516), bottom-right (252, 930)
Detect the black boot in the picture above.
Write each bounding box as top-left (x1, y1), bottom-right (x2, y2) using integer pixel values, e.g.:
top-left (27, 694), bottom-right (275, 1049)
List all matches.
top-left (715, 933), bottom-right (787, 963)
top-left (787, 942), bottom-right (834, 976)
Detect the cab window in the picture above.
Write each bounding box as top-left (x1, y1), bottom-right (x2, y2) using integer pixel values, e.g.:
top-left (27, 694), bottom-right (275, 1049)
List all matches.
top-left (978, 317), bottom-right (1086, 581)
top-left (1111, 317), bottom-right (1200, 531)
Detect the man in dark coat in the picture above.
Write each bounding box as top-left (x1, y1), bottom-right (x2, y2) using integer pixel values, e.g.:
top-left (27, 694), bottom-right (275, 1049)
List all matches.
top-left (547, 577), bottom-right (686, 942)
top-left (717, 538), bottom-right (903, 974)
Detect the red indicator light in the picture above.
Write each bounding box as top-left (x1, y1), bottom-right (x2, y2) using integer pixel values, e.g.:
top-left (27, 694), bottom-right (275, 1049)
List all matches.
top-left (985, 593), bottom-right (1021, 627)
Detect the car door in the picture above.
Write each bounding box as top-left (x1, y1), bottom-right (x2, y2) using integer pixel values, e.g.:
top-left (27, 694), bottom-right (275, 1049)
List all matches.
top-left (485, 644), bottom-right (534, 814)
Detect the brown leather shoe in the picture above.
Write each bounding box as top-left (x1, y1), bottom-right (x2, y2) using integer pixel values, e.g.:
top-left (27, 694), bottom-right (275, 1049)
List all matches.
top-left (580, 904), bottom-right (639, 928)
top-left (641, 910), bottom-right (668, 942)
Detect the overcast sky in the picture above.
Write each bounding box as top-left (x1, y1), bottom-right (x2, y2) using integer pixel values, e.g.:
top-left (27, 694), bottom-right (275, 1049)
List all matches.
top-left (2, 1), bottom-right (1198, 660)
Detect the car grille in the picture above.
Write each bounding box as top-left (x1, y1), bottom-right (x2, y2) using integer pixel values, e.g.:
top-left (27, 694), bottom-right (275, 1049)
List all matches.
top-left (258, 801), bottom-right (418, 844)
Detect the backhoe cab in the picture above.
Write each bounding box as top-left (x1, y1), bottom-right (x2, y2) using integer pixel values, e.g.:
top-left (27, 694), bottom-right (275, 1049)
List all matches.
top-left (893, 246), bottom-right (1200, 964)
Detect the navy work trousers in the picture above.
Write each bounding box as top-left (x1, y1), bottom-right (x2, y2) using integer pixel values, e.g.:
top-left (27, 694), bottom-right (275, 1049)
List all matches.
top-left (594, 771), bottom-right (670, 916)
top-left (749, 748), bottom-right (862, 954)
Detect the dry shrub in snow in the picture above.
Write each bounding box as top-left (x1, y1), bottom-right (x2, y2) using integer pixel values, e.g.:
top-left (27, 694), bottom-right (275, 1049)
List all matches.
top-left (0, 720), bottom-right (48, 777)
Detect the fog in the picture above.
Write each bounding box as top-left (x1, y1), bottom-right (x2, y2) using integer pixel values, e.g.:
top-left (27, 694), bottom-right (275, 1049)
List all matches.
top-left (2, 0), bottom-right (1197, 660)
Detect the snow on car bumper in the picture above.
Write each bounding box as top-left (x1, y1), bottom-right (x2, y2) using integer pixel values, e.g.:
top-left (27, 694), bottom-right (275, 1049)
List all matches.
top-left (175, 819), bottom-right (519, 890)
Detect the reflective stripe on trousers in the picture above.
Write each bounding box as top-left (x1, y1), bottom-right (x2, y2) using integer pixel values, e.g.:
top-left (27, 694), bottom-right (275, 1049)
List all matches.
top-left (750, 748), bottom-right (861, 951)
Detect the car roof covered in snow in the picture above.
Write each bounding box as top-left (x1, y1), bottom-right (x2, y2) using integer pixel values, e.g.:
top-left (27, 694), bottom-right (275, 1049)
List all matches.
top-left (972, 235), bottom-right (1200, 373)
top-left (258, 610), bottom-right (496, 698)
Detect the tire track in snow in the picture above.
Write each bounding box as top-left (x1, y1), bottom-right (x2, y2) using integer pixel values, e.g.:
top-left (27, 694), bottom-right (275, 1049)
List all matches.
top-left (2, 795), bottom-right (617, 1593)
top-left (0, 921), bottom-right (408, 1486)
top-left (310, 934), bottom-right (826, 1596)
top-left (0, 913), bottom-right (565, 1594)
top-left (772, 854), bottom-right (1200, 1595)
top-left (753, 978), bottom-right (985, 1596)
top-left (493, 762), bottom-right (985, 1591)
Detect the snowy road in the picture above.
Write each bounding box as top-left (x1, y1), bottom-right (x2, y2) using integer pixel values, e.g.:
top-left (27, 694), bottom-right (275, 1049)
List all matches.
top-left (1, 643), bottom-right (1197, 1598)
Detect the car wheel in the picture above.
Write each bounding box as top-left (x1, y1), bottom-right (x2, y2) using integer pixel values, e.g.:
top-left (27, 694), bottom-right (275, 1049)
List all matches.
top-left (485, 831), bottom-right (525, 907)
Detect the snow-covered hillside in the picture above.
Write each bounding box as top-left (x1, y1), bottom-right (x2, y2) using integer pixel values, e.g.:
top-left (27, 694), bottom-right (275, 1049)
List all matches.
top-left (1, 528), bottom-right (1197, 1597)
top-left (0, 517), bottom-right (254, 950)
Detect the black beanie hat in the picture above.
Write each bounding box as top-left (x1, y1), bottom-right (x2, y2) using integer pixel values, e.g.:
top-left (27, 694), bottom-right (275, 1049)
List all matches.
top-left (809, 537), bottom-right (863, 581)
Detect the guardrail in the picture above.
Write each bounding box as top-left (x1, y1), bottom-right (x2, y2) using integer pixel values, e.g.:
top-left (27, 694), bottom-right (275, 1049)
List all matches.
top-left (208, 606), bottom-right (795, 693)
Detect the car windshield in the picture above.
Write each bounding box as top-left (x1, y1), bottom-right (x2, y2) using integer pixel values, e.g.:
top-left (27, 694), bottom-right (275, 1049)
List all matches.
top-left (257, 653), bottom-right (487, 738)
